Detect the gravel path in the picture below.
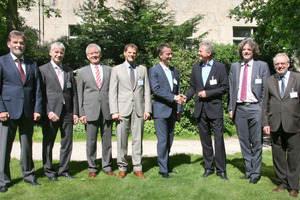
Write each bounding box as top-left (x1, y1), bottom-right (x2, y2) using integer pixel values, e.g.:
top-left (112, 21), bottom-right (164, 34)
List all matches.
top-left (11, 136), bottom-right (271, 161)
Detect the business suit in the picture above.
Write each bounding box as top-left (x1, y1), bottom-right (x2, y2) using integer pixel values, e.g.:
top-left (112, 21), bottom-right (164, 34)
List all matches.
top-left (109, 62), bottom-right (151, 172)
top-left (149, 63), bottom-right (183, 174)
top-left (262, 71), bottom-right (300, 191)
top-left (228, 60), bottom-right (269, 179)
top-left (0, 53), bottom-right (42, 187)
top-left (39, 62), bottom-right (78, 178)
top-left (77, 64), bottom-right (113, 173)
top-left (185, 60), bottom-right (228, 174)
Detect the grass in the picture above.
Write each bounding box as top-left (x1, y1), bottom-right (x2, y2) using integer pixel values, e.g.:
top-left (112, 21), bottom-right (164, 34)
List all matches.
top-left (1, 151), bottom-right (295, 200)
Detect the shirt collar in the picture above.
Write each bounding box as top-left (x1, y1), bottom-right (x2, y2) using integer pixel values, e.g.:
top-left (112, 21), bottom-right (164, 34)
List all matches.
top-left (10, 52), bottom-right (24, 61)
top-left (278, 70), bottom-right (290, 80)
top-left (242, 59), bottom-right (253, 67)
top-left (202, 59), bottom-right (214, 67)
top-left (51, 60), bottom-right (62, 70)
top-left (125, 61), bottom-right (136, 69)
top-left (160, 61), bottom-right (169, 70)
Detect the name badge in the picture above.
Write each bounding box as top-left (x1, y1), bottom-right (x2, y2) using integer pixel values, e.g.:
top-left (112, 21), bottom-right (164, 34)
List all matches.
top-left (67, 81), bottom-right (72, 88)
top-left (138, 79), bottom-right (144, 85)
top-left (290, 89), bottom-right (298, 98)
top-left (209, 76), bottom-right (217, 85)
top-left (255, 78), bottom-right (262, 84)
top-left (173, 79), bottom-right (178, 85)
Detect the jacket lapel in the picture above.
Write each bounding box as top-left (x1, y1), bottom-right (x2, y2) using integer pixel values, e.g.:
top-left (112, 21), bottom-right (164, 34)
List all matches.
top-left (283, 72), bottom-right (295, 99)
top-left (49, 62), bottom-right (62, 91)
top-left (7, 54), bottom-right (23, 83)
top-left (87, 65), bottom-right (99, 89)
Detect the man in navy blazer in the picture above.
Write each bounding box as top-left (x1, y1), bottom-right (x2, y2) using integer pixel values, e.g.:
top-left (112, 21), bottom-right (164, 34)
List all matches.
top-left (0, 30), bottom-right (43, 193)
top-left (149, 44), bottom-right (184, 178)
top-left (185, 41), bottom-right (229, 180)
top-left (228, 38), bottom-right (270, 184)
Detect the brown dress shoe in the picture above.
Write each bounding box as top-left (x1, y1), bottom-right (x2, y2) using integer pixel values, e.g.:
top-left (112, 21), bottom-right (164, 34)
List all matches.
top-left (289, 190), bottom-right (298, 198)
top-left (133, 171), bottom-right (146, 178)
top-left (105, 171), bottom-right (116, 176)
top-left (273, 186), bottom-right (285, 192)
top-left (118, 171), bottom-right (126, 179)
top-left (88, 172), bottom-right (96, 178)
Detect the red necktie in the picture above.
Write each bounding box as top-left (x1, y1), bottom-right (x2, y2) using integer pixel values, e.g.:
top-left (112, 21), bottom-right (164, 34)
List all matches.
top-left (240, 63), bottom-right (248, 101)
top-left (16, 59), bottom-right (25, 83)
top-left (95, 66), bottom-right (102, 88)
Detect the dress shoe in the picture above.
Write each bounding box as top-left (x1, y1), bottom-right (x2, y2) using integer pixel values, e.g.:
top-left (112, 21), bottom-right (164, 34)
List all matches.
top-left (217, 172), bottom-right (229, 180)
top-left (240, 175), bottom-right (250, 179)
top-left (133, 171), bottom-right (146, 178)
top-left (168, 170), bottom-right (177, 175)
top-left (105, 171), bottom-right (116, 176)
top-left (24, 179), bottom-right (41, 186)
top-left (273, 186), bottom-right (286, 192)
top-left (88, 172), bottom-right (97, 178)
top-left (118, 171), bottom-right (126, 179)
top-left (58, 172), bottom-right (76, 179)
top-left (159, 172), bottom-right (171, 179)
top-left (289, 190), bottom-right (298, 198)
top-left (0, 186), bottom-right (8, 193)
top-left (201, 170), bottom-right (214, 178)
top-left (249, 177), bottom-right (260, 184)
top-left (48, 176), bottom-right (58, 181)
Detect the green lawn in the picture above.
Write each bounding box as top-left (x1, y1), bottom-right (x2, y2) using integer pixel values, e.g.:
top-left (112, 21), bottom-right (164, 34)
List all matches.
top-left (1, 151), bottom-right (294, 200)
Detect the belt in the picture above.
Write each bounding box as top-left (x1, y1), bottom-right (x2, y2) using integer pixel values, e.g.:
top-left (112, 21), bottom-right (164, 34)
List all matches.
top-left (237, 102), bottom-right (257, 106)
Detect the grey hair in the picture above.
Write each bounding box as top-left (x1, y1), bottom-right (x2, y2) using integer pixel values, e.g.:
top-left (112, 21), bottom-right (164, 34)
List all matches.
top-left (199, 41), bottom-right (214, 56)
top-left (86, 43), bottom-right (102, 55)
top-left (50, 42), bottom-right (65, 51)
top-left (273, 53), bottom-right (290, 65)
top-left (238, 38), bottom-right (260, 59)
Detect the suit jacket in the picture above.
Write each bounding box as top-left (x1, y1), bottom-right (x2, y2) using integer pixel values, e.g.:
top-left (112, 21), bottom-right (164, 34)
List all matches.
top-left (39, 62), bottom-right (78, 117)
top-left (77, 64), bottom-right (112, 121)
top-left (109, 62), bottom-right (152, 117)
top-left (262, 71), bottom-right (300, 133)
top-left (185, 61), bottom-right (228, 119)
top-left (228, 60), bottom-right (270, 119)
top-left (149, 63), bottom-right (183, 118)
top-left (0, 53), bottom-right (42, 119)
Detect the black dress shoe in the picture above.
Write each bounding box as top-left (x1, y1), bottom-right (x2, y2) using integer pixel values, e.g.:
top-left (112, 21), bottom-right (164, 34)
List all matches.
top-left (240, 175), bottom-right (250, 179)
top-left (48, 176), bottom-right (58, 181)
top-left (24, 179), bottom-right (41, 186)
top-left (249, 177), bottom-right (260, 184)
top-left (0, 186), bottom-right (8, 193)
top-left (58, 172), bottom-right (76, 179)
top-left (159, 172), bottom-right (171, 178)
top-left (201, 170), bottom-right (214, 178)
top-left (217, 172), bottom-right (229, 180)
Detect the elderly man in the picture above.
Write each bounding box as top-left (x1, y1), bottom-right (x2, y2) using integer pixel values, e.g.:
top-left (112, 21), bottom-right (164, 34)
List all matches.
top-left (228, 38), bottom-right (270, 184)
top-left (0, 30), bottom-right (42, 193)
top-left (109, 43), bottom-right (151, 179)
top-left (262, 53), bottom-right (300, 198)
top-left (39, 42), bottom-right (78, 181)
top-left (77, 43), bottom-right (115, 178)
top-left (185, 41), bottom-right (229, 180)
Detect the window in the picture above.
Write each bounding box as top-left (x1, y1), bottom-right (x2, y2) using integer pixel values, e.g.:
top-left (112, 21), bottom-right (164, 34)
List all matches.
top-left (233, 27), bottom-right (257, 44)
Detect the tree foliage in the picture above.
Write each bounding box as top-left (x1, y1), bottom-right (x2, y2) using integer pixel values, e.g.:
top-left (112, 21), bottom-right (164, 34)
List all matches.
top-left (229, 0), bottom-right (300, 65)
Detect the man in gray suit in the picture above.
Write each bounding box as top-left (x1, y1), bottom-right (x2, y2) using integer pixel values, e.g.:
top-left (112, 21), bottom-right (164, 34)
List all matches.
top-left (228, 38), bottom-right (269, 184)
top-left (77, 43), bottom-right (115, 178)
top-left (262, 53), bottom-right (300, 198)
top-left (39, 42), bottom-right (79, 181)
top-left (109, 43), bottom-right (151, 179)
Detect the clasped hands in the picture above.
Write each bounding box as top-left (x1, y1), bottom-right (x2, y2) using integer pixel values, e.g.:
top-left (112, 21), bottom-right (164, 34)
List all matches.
top-left (175, 94), bottom-right (187, 104)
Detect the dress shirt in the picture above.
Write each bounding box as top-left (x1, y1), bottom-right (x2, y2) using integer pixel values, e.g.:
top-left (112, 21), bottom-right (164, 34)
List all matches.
top-left (202, 59), bottom-right (214, 86)
top-left (125, 61), bottom-right (136, 80)
top-left (278, 71), bottom-right (290, 95)
top-left (90, 63), bottom-right (104, 84)
top-left (10, 52), bottom-right (26, 75)
top-left (51, 60), bottom-right (64, 77)
top-left (160, 62), bottom-right (173, 91)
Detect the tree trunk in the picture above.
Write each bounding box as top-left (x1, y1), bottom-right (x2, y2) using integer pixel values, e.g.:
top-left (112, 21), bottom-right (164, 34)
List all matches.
top-left (7, 0), bottom-right (18, 33)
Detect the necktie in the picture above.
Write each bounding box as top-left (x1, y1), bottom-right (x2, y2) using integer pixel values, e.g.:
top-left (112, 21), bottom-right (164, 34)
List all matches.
top-left (280, 76), bottom-right (285, 98)
top-left (130, 66), bottom-right (135, 87)
top-left (16, 59), bottom-right (25, 83)
top-left (165, 67), bottom-right (173, 91)
top-left (95, 65), bottom-right (102, 88)
top-left (56, 67), bottom-right (64, 90)
top-left (240, 63), bottom-right (248, 101)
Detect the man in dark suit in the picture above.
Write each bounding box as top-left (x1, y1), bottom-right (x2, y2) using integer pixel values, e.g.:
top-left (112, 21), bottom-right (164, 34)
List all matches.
top-left (262, 53), bottom-right (300, 198)
top-left (0, 30), bottom-right (43, 193)
top-left (228, 38), bottom-right (270, 184)
top-left (77, 43), bottom-right (115, 178)
top-left (149, 44), bottom-right (184, 178)
top-left (185, 41), bottom-right (229, 180)
top-left (39, 42), bottom-right (78, 181)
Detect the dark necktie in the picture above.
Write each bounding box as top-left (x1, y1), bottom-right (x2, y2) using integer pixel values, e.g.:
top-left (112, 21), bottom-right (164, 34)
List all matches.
top-left (130, 66), bottom-right (135, 87)
top-left (280, 76), bottom-right (285, 98)
top-left (16, 59), bottom-right (25, 83)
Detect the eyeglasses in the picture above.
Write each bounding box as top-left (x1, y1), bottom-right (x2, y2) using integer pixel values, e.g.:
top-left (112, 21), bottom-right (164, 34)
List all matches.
top-left (274, 62), bottom-right (288, 66)
top-left (87, 52), bottom-right (100, 55)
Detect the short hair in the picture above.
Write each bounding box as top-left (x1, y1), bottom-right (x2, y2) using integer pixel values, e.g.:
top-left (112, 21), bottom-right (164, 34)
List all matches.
top-left (157, 43), bottom-right (171, 55)
top-left (238, 38), bottom-right (260, 59)
top-left (8, 30), bottom-right (25, 42)
top-left (273, 53), bottom-right (290, 65)
top-left (50, 42), bottom-right (65, 51)
top-left (86, 43), bottom-right (101, 55)
top-left (124, 43), bottom-right (138, 52)
top-left (199, 41), bottom-right (214, 56)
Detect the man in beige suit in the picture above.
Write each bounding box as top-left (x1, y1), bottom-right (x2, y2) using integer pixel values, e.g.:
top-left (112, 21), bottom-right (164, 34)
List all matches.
top-left (109, 43), bottom-right (151, 178)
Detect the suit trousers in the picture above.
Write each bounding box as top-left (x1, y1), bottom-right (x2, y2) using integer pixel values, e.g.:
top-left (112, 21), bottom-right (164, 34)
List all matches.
top-left (271, 128), bottom-right (300, 191)
top-left (197, 107), bottom-right (226, 173)
top-left (116, 110), bottom-right (144, 172)
top-left (42, 106), bottom-right (73, 177)
top-left (0, 114), bottom-right (35, 187)
top-left (86, 111), bottom-right (113, 173)
top-left (154, 115), bottom-right (176, 173)
top-left (234, 103), bottom-right (262, 179)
